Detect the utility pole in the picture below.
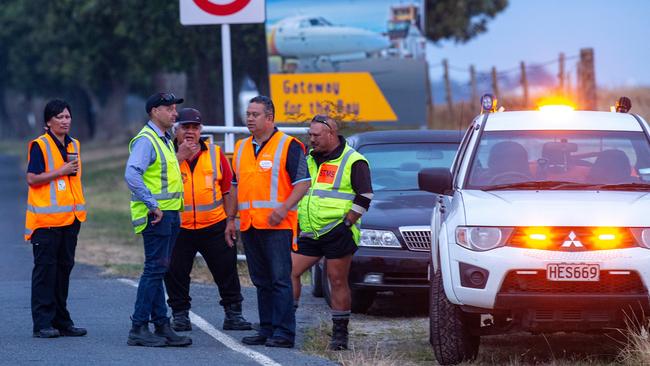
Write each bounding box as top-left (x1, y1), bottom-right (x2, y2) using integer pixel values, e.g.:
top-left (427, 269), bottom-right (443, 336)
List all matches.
top-left (578, 48), bottom-right (596, 110)
top-left (469, 65), bottom-right (477, 103)
top-left (520, 61), bottom-right (528, 109)
top-left (491, 66), bottom-right (499, 101)
top-left (443, 59), bottom-right (453, 116)
top-left (558, 52), bottom-right (565, 95)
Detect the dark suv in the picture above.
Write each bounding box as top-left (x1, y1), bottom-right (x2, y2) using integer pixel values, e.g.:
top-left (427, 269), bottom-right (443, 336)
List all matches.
top-left (311, 130), bottom-right (461, 312)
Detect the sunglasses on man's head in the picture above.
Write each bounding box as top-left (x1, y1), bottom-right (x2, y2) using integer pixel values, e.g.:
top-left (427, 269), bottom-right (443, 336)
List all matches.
top-left (311, 115), bottom-right (331, 129)
top-left (159, 93), bottom-right (177, 103)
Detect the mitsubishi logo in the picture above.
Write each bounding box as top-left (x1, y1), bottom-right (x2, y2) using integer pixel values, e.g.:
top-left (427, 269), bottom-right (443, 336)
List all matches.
top-left (562, 231), bottom-right (584, 248)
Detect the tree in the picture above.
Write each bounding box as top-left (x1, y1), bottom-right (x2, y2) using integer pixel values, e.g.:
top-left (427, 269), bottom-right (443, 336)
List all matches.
top-left (425, 0), bottom-right (508, 43)
top-left (0, 0), bottom-right (269, 139)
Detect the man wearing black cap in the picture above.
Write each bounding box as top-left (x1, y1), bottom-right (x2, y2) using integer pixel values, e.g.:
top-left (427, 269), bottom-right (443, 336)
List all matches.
top-left (124, 92), bottom-right (193, 347)
top-left (164, 108), bottom-right (251, 332)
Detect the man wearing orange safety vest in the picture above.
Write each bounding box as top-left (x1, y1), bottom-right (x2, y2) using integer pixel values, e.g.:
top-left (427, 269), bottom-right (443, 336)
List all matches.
top-left (226, 96), bottom-right (310, 348)
top-left (25, 99), bottom-right (87, 338)
top-left (164, 108), bottom-right (251, 332)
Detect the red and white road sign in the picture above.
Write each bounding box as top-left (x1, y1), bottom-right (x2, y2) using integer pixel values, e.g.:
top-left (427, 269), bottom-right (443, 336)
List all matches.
top-left (180, 0), bottom-right (265, 25)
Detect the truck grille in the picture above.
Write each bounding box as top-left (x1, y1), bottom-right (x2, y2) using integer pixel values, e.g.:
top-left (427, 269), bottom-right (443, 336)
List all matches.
top-left (499, 270), bottom-right (647, 294)
top-left (399, 226), bottom-right (431, 252)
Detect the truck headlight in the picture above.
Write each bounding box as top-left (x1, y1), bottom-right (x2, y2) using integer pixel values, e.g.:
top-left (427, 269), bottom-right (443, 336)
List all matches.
top-left (359, 229), bottom-right (401, 248)
top-left (630, 228), bottom-right (650, 249)
top-left (455, 226), bottom-right (513, 251)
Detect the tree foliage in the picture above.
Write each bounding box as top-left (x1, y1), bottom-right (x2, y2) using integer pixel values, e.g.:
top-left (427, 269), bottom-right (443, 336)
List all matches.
top-left (0, 0), bottom-right (507, 139)
top-left (425, 0), bottom-right (508, 43)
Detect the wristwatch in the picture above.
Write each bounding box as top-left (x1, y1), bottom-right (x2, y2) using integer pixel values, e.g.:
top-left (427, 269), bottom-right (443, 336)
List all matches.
top-left (343, 218), bottom-right (353, 228)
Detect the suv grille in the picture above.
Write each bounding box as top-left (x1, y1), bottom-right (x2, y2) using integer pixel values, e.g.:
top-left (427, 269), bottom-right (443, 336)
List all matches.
top-left (499, 270), bottom-right (647, 294)
top-left (399, 226), bottom-right (431, 252)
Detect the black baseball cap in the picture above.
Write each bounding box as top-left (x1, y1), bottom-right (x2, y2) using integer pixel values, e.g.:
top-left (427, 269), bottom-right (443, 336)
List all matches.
top-left (145, 92), bottom-right (184, 114)
top-left (177, 108), bottom-right (202, 125)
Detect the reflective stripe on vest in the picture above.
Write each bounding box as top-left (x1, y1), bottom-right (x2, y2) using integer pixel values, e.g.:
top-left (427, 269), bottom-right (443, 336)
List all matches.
top-left (183, 147), bottom-right (224, 212)
top-left (235, 134), bottom-right (291, 210)
top-left (25, 134), bottom-right (86, 240)
top-left (34, 137), bottom-right (85, 216)
top-left (299, 220), bottom-right (361, 238)
top-left (298, 145), bottom-right (365, 242)
top-left (130, 129), bottom-right (174, 200)
top-left (180, 143), bottom-right (227, 229)
top-left (129, 126), bottom-right (183, 231)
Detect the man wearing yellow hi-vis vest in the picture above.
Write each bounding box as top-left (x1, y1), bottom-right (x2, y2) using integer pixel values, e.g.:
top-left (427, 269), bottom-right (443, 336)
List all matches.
top-left (291, 115), bottom-right (373, 351)
top-left (124, 92), bottom-right (191, 348)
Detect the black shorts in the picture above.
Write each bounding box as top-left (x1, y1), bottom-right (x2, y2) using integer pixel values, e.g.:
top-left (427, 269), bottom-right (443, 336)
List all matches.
top-left (294, 222), bottom-right (358, 259)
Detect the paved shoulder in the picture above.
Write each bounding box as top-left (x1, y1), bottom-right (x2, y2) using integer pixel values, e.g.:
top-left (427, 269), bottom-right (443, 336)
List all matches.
top-left (0, 153), bottom-right (334, 366)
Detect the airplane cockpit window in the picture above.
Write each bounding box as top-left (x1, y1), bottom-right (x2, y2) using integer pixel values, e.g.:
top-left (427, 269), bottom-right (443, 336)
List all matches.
top-left (309, 17), bottom-right (332, 26)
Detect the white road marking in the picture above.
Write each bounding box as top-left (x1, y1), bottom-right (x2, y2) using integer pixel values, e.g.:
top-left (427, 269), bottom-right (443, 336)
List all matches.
top-left (118, 278), bottom-right (282, 366)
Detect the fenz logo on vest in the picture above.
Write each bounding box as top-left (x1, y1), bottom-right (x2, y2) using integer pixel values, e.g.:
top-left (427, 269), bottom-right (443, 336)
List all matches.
top-left (317, 164), bottom-right (338, 184)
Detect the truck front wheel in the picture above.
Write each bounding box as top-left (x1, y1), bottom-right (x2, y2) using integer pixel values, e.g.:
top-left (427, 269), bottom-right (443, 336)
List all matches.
top-left (429, 265), bottom-right (480, 365)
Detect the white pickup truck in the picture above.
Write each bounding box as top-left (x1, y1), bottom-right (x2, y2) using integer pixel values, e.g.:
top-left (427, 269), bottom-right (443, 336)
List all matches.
top-left (419, 97), bottom-right (650, 365)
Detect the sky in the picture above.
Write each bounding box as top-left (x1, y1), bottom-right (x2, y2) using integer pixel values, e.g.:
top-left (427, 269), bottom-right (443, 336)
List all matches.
top-left (265, 0), bottom-right (650, 88)
top-left (266, 0), bottom-right (400, 31)
top-left (426, 0), bottom-right (650, 88)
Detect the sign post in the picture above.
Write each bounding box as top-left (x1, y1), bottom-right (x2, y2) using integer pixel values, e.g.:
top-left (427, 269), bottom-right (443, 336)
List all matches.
top-left (180, 0), bottom-right (265, 152)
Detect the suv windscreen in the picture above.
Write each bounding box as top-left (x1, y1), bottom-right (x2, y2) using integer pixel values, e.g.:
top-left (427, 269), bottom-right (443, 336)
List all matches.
top-left (359, 143), bottom-right (458, 191)
top-left (466, 130), bottom-right (650, 190)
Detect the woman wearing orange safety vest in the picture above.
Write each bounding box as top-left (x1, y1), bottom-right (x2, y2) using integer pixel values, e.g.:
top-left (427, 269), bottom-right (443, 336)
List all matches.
top-left (25, 99), bottom-right (87, 339)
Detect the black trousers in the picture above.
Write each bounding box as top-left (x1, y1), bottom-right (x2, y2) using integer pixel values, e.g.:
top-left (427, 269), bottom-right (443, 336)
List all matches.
top-left (31, 220), bottom-right (80, 332)
top-left (165, 220), bottom-right (244, 312)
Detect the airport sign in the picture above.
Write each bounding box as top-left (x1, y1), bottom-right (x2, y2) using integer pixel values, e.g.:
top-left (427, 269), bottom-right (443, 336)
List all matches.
top-left (270, 72), bottom-right (397, 122)
top-left (180, 0), bottom-right (265, 25)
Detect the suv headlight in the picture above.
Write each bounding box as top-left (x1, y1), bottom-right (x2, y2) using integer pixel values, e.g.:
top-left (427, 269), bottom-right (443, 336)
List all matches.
top-left (630, 228), bottom-right (650, 249)
top-left (455, 226), bottom-right (513, 251)
top-left (359, 229), bottom-right (401, 248)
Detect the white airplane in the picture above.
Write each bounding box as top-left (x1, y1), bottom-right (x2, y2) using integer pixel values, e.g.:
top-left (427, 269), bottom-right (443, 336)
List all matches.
top-left (267, 16), bottom-right (390, 70)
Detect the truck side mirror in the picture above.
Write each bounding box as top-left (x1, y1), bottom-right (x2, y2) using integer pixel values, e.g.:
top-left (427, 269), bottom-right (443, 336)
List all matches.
top-left (418, 168), bottom-right (453, 195)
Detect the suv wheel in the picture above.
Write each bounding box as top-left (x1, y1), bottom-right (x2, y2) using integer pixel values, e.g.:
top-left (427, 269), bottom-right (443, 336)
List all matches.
top-left (429, 265), bottom-right (480, 365)
top-left (322, 261), bottom-right (375, 313)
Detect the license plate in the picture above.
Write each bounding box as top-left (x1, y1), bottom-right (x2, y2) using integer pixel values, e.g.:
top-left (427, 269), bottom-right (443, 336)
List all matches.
top-left (546, 263), bottom-right (600, 281)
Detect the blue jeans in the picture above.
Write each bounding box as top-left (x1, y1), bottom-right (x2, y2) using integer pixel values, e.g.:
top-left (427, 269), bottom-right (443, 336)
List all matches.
top-left (241, 228), bottom-right (295, 342)
top-left (132, 210), bottom-right (180, 326)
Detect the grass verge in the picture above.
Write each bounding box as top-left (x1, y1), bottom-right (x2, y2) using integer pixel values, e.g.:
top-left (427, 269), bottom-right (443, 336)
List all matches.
top-left (301, 297), bottom-right (650, 365)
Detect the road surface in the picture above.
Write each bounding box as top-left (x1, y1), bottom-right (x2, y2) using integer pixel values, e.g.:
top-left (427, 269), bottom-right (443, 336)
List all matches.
top-left (0, 154), bottom-right (334, 366)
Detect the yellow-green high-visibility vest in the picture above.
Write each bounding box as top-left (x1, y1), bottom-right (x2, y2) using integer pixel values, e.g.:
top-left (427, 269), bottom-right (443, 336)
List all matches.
top-left (129, 125), bottom-right (183, 233)
top-left (298, 143), bottom-right (367, 244)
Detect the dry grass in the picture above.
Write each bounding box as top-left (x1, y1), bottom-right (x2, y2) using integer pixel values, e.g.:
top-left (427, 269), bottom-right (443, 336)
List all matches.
top-left (428, 86), bottom-right (650, 131)
top-left (598, 87), bottom-right (650, 119)
top-left (300, 293), bottom-right (650, 365)
top-left (616, 316), bottom-right (650, 365)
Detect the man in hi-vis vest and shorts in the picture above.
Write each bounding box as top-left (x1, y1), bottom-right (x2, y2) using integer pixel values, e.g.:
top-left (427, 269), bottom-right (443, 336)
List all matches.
top-left (291, 115), bottom-right (373, 351)
top-left (124, 92), bottom-right (192, 348)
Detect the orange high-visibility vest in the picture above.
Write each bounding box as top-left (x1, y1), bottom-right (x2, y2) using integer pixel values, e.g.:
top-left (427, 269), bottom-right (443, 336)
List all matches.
top-left (25, 133), bottom-right (86, 240)
top-left (233, 131), bottom-right (301, 232)
top-left (180, 143), bottom-right (227, 229)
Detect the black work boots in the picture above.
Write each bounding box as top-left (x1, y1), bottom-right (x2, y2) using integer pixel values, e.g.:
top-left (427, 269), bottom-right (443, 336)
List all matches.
top-left (171, 310), bottom-right (191, 332)
top-left (127, 322), bottom-right (192, 347)
top-left (328, 318), bottom-right (349, 351)
top-left (223, 302), bottom-right (252, 330)
top-left (154, 321), bottom-right (192, 347)
top-left (127, 324), bottom-right (166, 347)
